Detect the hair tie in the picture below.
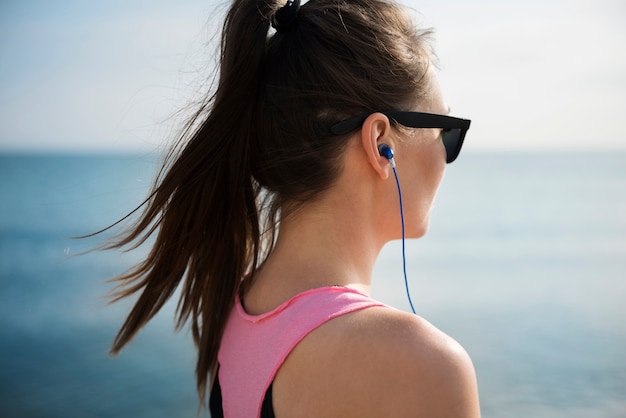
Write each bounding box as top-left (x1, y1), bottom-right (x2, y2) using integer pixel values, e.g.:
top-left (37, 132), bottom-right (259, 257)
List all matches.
top-left (271, 0), bottom-right (301, 32)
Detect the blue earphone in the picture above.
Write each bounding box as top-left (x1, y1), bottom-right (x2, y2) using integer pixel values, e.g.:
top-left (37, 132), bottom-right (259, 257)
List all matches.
top-left (378, 144), bottom-right (416, 314)
top-left (377, 144), bottom-right (396, 168)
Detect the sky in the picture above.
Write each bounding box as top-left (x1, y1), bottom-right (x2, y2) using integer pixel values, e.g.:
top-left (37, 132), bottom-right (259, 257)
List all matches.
top-left (0, 0), bottom-right (625, 152)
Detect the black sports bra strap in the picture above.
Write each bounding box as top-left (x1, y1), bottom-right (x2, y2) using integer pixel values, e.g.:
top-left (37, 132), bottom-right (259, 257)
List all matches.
top-left (260, 381), bottom-right (276, 418)
top-left (209, 367), bottom-right (223, 417)
top-left (209, 365), bottom-right (275, 418)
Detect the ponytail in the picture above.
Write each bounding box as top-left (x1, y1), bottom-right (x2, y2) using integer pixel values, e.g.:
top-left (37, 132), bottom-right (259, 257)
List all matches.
top-left (107, 0), bottom-right (281, 405)
top-left (105, 0), bottom-right (434, 408)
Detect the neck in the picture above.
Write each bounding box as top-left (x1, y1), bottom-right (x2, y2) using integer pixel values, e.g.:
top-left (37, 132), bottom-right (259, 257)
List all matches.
top-left (245, 137), bottom-right (395, 314)
top-left (283, 205), bottom-right (380, 289)
top-left (246, 193), bottom-right (385, 313)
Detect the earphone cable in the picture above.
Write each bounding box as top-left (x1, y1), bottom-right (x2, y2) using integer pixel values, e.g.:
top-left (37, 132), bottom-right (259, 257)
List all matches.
top-left (392, 166), bottom-right (416, 314)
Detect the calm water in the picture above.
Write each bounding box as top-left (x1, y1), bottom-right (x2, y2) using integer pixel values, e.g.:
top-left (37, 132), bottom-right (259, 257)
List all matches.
top-left (1, 152), bottom-right (625, 417)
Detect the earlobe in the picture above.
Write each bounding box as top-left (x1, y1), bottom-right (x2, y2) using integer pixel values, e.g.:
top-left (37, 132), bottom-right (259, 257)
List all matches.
top-left (361, 113), bottom-right (393, 180)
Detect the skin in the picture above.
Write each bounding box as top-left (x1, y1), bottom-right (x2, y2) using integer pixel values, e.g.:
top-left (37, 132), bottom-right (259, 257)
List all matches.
top-left (243, 70), bottom-right (481, 417)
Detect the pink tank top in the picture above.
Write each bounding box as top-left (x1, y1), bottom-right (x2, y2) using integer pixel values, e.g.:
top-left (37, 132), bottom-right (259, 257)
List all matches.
top-left (217, 286), bottom-right (387, 417)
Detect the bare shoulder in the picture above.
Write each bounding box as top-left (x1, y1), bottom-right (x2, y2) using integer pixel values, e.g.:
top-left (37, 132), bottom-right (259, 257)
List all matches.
top-left (337, 307), bottom-right (481, 417)
top-left (273, 306), bottom-right (481, 418)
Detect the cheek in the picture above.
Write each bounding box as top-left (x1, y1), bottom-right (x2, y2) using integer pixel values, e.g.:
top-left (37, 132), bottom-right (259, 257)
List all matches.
top-left (428, 134), bottom-right (447, 184)
top-left (414, 139), bottom-right (446, 195)
top-left (406, 141), bottom-right (447, 237)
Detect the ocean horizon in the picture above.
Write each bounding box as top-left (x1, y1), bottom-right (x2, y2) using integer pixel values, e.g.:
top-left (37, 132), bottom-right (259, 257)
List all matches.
top-left (1, 151), bottom-right (625, 417)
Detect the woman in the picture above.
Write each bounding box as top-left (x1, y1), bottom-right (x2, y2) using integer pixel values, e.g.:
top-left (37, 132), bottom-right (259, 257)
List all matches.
top-left (106, 0), bottom-right (480, 416)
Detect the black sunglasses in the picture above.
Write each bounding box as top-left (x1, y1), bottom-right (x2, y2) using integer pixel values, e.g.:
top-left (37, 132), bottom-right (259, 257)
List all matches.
top-left (330, 111), bottom-right (471, 164)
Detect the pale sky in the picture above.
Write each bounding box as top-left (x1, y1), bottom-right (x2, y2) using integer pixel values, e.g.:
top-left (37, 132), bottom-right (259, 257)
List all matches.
top-left (0, 0), bottom-right (624, 152)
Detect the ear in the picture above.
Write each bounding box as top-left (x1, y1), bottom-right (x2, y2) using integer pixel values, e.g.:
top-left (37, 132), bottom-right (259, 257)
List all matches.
top-left (360, 112), bottom-right (393, 180)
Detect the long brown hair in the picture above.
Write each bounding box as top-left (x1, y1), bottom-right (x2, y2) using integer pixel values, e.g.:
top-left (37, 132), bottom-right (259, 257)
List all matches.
top-left (105, 0), bottom-right (433, 406)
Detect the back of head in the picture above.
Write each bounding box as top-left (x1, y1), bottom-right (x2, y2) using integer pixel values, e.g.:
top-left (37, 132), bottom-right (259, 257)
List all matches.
top-left (219, 0), bottom-right (433, 203)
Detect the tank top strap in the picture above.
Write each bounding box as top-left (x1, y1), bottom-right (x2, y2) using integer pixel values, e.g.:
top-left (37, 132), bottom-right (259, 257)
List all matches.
top-left (217, 286), bottom-right (388, 417)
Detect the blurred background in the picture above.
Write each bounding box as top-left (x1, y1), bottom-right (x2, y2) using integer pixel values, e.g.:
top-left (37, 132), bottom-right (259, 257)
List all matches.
top-left (1, 0), bottom-right (625, 416)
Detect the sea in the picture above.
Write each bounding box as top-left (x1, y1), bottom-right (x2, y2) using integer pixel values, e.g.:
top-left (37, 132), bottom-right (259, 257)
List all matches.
top-left (0, 151), bottom-right (625, 418)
